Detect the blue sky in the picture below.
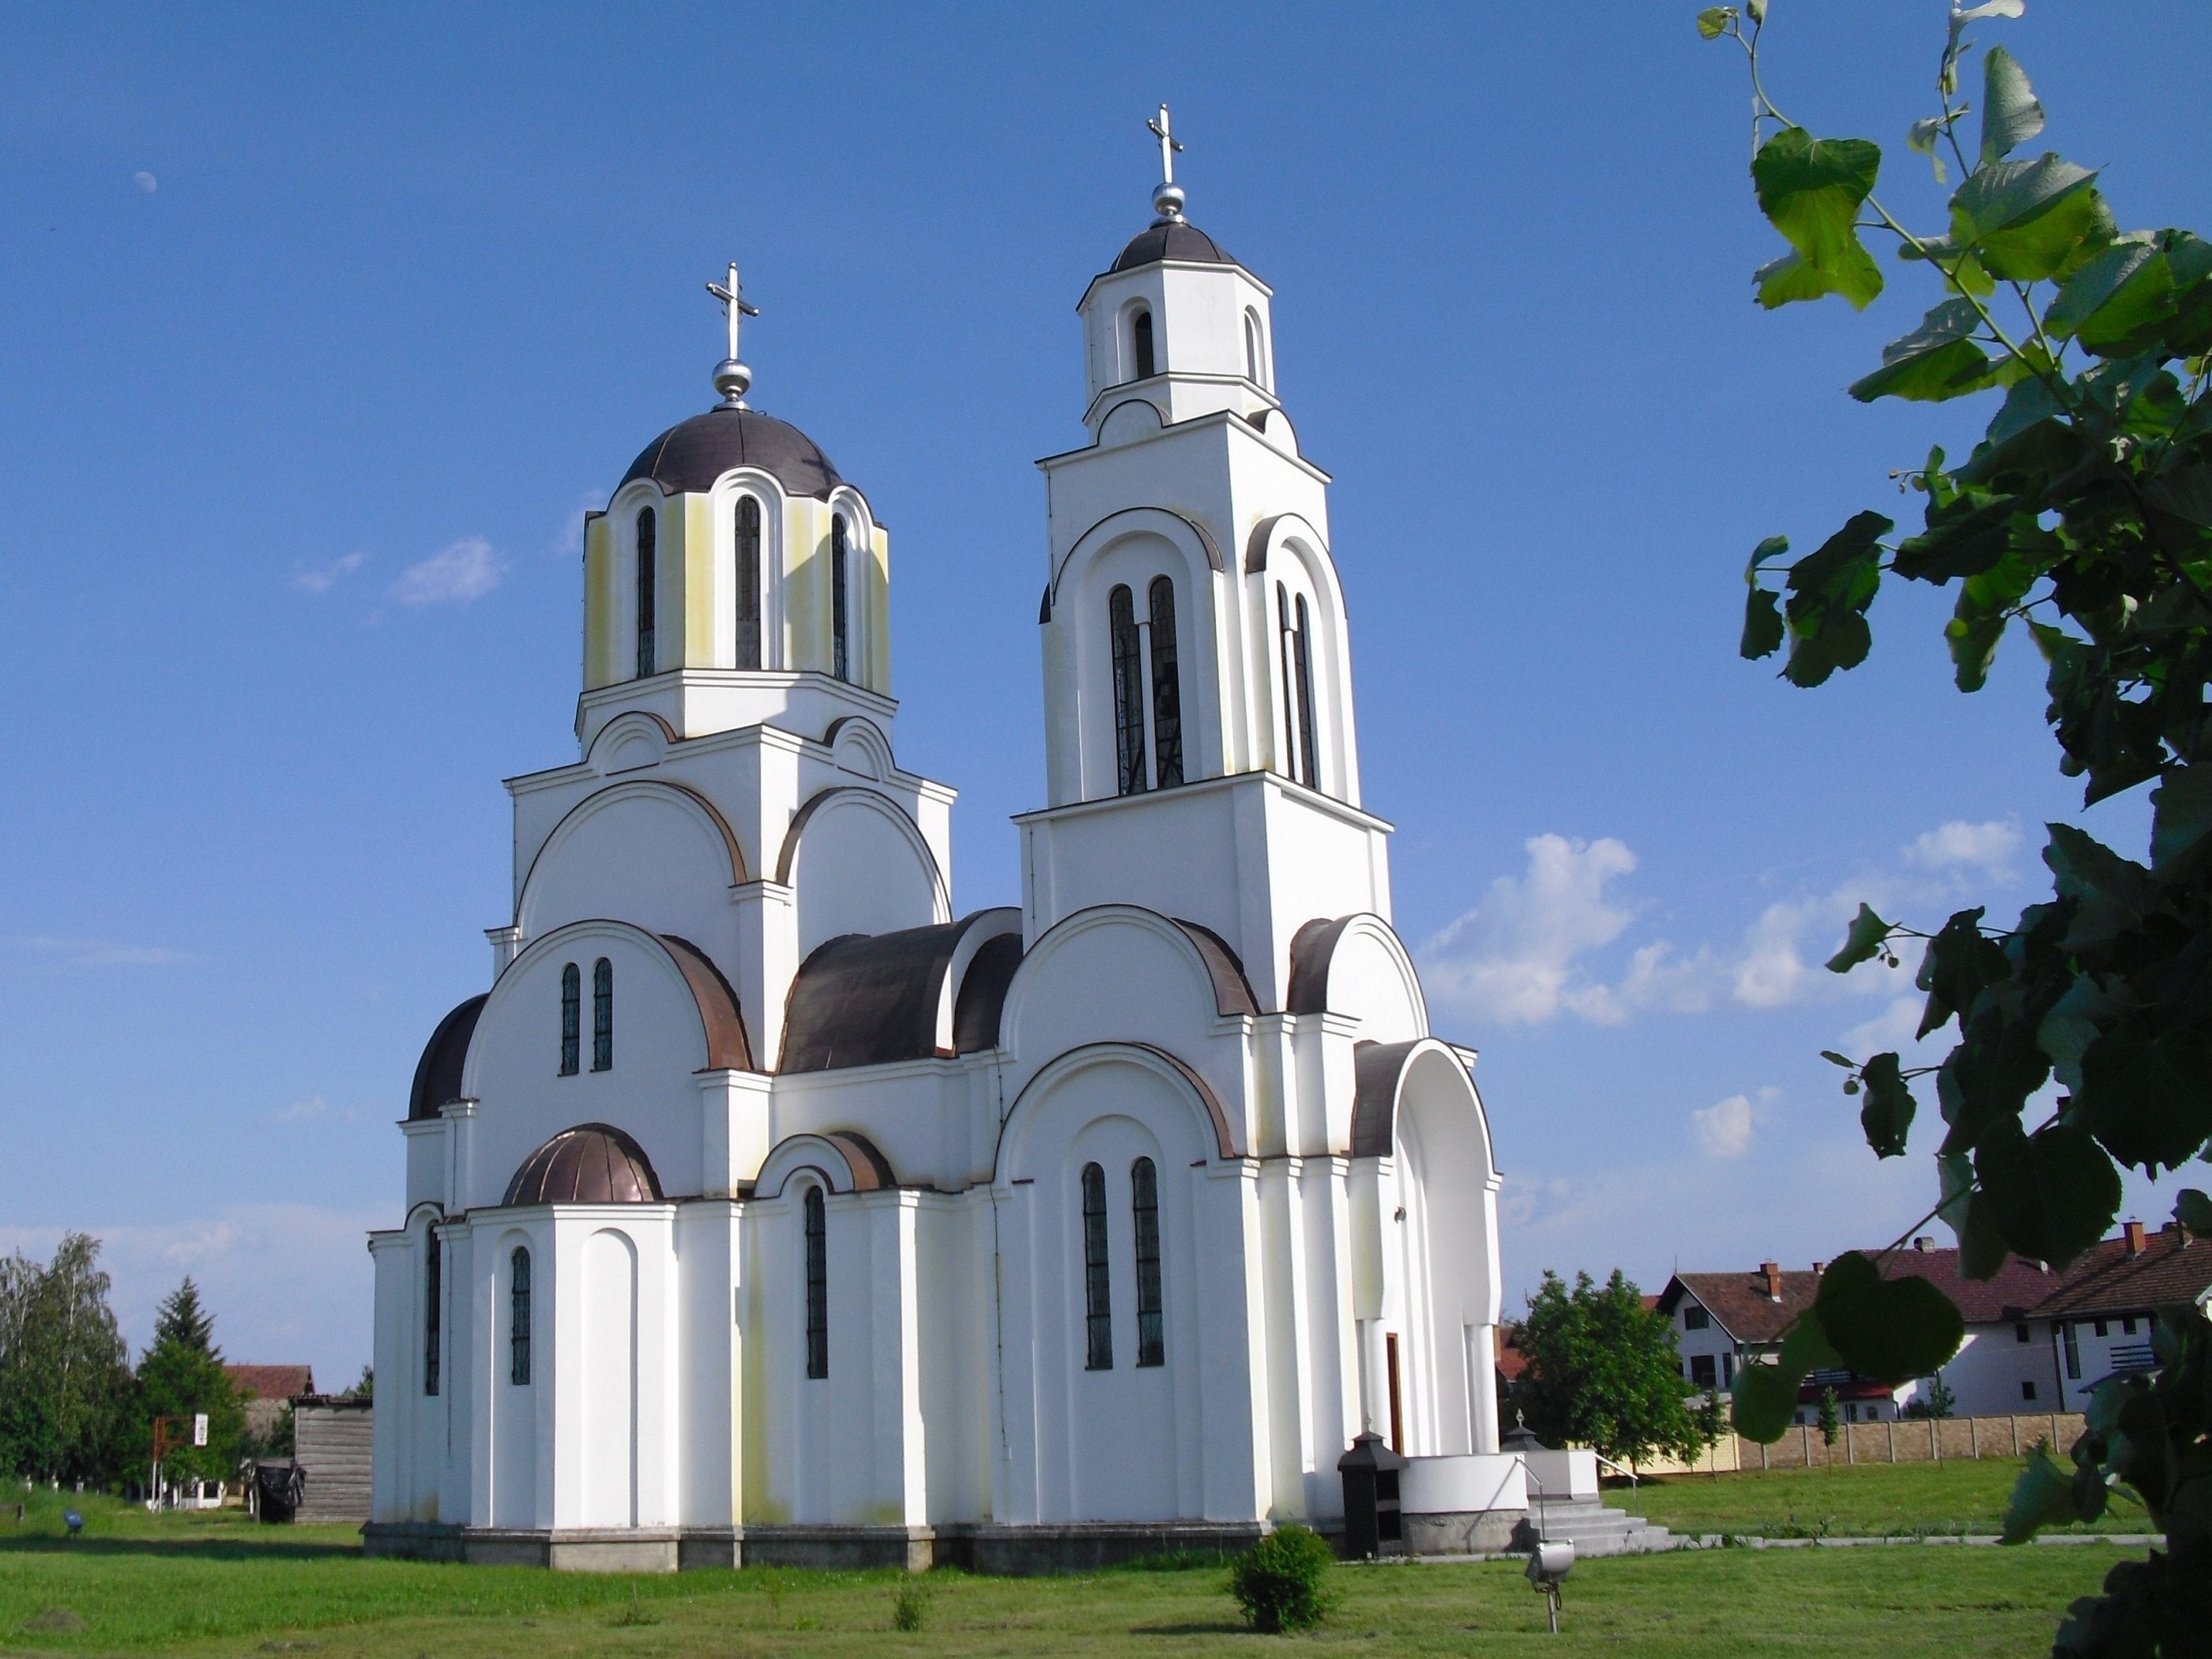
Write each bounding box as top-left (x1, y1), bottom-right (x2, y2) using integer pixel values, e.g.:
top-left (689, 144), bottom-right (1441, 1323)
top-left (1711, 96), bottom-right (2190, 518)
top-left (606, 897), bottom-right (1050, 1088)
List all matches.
top-left (2, 3), bottom-right (2206, 1383)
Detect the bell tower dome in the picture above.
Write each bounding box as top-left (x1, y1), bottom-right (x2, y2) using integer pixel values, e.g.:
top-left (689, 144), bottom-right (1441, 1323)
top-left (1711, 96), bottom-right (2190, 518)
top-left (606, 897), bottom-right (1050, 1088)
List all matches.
top-left (1021, 112), bottom-right (1387, 1008)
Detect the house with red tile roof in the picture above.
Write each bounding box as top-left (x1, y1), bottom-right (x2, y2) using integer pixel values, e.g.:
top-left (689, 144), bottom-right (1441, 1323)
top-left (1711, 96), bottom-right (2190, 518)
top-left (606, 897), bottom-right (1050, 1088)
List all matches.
top-left (224, 1364), bottom-right (314, 1443)
top-left (1655, 1221), bottom-right (2211, 1423)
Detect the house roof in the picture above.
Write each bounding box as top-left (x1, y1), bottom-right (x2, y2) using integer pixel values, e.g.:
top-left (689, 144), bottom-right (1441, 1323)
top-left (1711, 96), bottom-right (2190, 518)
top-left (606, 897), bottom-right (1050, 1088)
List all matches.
top-left (2036, 1224), bottom-right (2212, 1319)
top-left (1658, 1270), bottom-right (1818, 1343)
top-left (225, 1364), bottom-right (314, 1401)
top-left (1875, 1243), bottom-right (2062, 1324)
top-left (1493, 1325), bottom-right (1529, 1384)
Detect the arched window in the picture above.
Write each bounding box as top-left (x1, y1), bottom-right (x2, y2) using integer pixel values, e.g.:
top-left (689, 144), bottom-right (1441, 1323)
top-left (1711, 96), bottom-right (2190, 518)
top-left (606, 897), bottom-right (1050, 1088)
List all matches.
top-left (1132, 308), bottom-right (1156, 380)
top-left (735, 495), bottom-right (762, 670)
top-left (1276, 584), bottom-right (1299, 781)
top-left (1243, 309), bottom-right (1266, 388)
top-left (509, 1247), bottom-right (532, 1386)
top-left (591, 957), bottom-right (612, 1071)
top-left (830, 516), bottom-right (852, 683)
top-left (1108, 585), bottom-right (1147, 796)
top-left (1081, 1162), bottom-right (1112, 1371)
top-left (1147, 576), bottom-right (1183, 788)
top-left (1293, 593), bottom-right (1319, 790)
top-left (559, 963), bottom-right (580, 1076)
top-left (803, 1186), bottom-right (828, 1379)
top-left (1131, 1157), bottom-right (1164, 1367)
top-left (634, 507), bottom-right (657, 678)
top-left (423, 1232), bottom-right (441, 1397)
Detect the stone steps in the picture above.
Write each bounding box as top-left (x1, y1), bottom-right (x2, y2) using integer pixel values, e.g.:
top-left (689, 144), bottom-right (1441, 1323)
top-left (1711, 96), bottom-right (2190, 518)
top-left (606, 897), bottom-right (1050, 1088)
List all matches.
top-left (1512, 1499), bottom-right (1676, 1557)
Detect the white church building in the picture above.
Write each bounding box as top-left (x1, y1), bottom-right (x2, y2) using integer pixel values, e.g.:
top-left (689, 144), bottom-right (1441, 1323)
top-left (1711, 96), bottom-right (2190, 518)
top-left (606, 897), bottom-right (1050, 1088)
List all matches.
top-left (367, 126), bottom-right (1510, 1572)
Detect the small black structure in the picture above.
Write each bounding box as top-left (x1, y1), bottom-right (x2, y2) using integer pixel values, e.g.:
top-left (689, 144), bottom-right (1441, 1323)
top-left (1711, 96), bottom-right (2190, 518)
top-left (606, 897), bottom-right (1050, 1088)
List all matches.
top-left (1337, 1431), bottom-right (1408, 1559)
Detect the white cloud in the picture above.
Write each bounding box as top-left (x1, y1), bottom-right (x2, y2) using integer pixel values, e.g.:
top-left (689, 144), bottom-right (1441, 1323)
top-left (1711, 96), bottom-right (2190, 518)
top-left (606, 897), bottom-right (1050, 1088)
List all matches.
top-left (1421, 818), bottom-right (2026, 1029)
top-left (555, 489), bottom-right (604, 559)
top-left (1419, 834), bottom-right (1638, 1024)
top-left (16, 935), bottom-right (191, 968)
top-left (293, 550), bottom-right (371, 594)
top-left (1906, 818), bottom-right (2022, 879)
top-left (265, 1095), bottom-right (356, 1125)
top-left (393, 536), bottom-right (505, 605)
top-left (1693, 1093), bottom-right (1759, 1159)
top-left (132, 171), bottom-right (156, 194)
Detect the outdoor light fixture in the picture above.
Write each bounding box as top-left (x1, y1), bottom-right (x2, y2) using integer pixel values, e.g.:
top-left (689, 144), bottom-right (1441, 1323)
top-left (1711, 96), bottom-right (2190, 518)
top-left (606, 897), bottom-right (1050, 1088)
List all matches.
top-left (62, 1510), bottom-right (82, 1538)
top-left (1525, 1539), bottom-right (1574, 1633)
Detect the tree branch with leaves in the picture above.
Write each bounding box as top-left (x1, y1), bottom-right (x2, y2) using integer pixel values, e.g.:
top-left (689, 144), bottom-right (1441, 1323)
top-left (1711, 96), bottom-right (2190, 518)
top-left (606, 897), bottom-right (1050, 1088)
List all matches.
top-left (1699, 3), bottom-right (2212, 1650)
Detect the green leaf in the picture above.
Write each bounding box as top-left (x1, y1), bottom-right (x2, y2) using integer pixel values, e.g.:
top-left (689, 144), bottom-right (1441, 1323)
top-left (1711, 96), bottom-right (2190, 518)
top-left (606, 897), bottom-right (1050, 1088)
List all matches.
top-left (1752, 128), bottom-right (1884, 310)
top-left (2037, 973), bottom-right (2127, 1096)
top-left (1958, 1191), bottom-right (2014, 1281)
top-left (2150, 766), bottom-right (2212, 872)
top-left (1849, 298), bottom-right (1997, 404)
top-left (1985, 373), bottom-right (2065, 448)
top-left (2077, 1018), bottom-right (2212, 1174)
top-left (2177, 1189), bottom-right (2212, 1239)
top-left (1826, 901), bottom-right (1893, 972)
top-left (1781, 510), bottom-right (1892, 687)
top-left (1977, 47), bottom-right (2044, 165)
top-left (1976, 1122), bottom-right (2122, 1266)
top-left (1740, 586), bottom-right (1784, 660)
top-left (2003, 1446), bottom-right (2081, 1543)
top-left (1947, 154), bottom-right (2107, 283)
top-left (2046, 236), bottom-right (2165, 350)
top-left (1812, 1251), bottom-right (1965, 1385)
top-left (1695, 6), bottom-right (1735, 39)
top-left (1730, 1360), bottom-right (1798, 1443)
top-left (1945, 547), bottom-right (2037, 691)
top-left (1915, 907), bottom-right (2009, 1035)
top-left (1860, 1051), bottom-right (1916, 1157)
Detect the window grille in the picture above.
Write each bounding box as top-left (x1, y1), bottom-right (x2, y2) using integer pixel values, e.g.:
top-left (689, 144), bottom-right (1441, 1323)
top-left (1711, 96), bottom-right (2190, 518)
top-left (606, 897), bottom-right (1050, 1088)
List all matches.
top-left (1132, 309), bottom-right (1156, 380)
top-left (735, 496), bottom-right (762, 670)
top-left (423, 1233), bottom-right (441, 1397)
top-left (592, 957), bottom-right (612, 1071)
top-left (559, 962), bottom-right (580, 1075)
top-left (510, 1248), bottom-right (532, 1386)
top-left (830, 517), bottom-right (851, 683)
top-left (1082, 1163), bottom-right (1112, 1370)
top-left (1292, 593), bottom-right (1319, 789)
top-left (1146, 577), bottom-right (1183, 788)
top-left (803, 1186), bottom-right (828, 1379)
top-left (635, 507), bottom-right (657, 677)
top-left (1109, 585), bottom-right (1147, 795)
top-left (1132, 1157), bottom-right (1164, 1367)
top-left (1276, 584), bottom-right (1299, 780)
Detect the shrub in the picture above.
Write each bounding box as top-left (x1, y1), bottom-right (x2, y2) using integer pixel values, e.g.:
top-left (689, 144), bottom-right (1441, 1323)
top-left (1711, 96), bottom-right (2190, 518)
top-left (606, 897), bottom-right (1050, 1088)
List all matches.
top-left (890, 1579), bottom-right (929, 1632)
top-left (1228, 1525), bottom-right (1335, 1634)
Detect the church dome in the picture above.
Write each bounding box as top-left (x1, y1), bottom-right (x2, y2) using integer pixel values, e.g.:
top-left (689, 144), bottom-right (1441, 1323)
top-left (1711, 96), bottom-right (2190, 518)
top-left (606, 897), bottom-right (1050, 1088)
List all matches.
top-left (1111, 220), bottom-right (1238, 273)
top-left (502, 1123), bottom-right (664, 1206)
top-left (621, 405), bottom-right (843, 500)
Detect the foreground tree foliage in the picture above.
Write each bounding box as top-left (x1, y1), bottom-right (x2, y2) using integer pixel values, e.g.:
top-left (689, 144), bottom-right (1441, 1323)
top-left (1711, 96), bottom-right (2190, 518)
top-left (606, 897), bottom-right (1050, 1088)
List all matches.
top-left (1701, 2), bottom-right (2212, 1650)
top-left (133, 1278), bottom-right (246, 1492)
top-left (1514, 1269), bottom-right (1699, 1469)
top-left (0, 1233), bottom-right (134, 1485)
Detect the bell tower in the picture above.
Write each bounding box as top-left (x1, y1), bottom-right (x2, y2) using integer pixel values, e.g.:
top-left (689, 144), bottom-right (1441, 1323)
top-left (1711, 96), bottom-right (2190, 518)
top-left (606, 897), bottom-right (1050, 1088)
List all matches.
top-left (1021, 111), bottom-right (1391, 1007)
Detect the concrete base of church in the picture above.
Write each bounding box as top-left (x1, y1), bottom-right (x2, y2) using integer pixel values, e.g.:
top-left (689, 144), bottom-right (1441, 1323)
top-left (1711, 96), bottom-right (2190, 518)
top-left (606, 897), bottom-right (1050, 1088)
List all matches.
top-left (1401, 1509), bottom-right (1524, 1557)
top-left (365, 1518), bottom-right (1278, 1574)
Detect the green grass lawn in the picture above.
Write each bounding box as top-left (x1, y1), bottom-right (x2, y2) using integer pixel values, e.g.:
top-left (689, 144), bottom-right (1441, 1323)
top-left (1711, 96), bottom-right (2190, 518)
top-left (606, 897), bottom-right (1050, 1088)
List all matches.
top-left (1617, 1458), bottom-right (2155, 1540)
top-left (0, 1488), bottom-right (2139, 1657)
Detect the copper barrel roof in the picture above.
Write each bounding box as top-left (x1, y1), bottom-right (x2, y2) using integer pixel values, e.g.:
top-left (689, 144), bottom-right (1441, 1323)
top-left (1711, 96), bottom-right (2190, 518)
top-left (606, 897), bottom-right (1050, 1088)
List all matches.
top-left (781, 911), bottom-right (1021, 1074)
top-left (503, 1123), bottom-right (664, 1206)
top-left (621, 406), bottom-right (841, 500)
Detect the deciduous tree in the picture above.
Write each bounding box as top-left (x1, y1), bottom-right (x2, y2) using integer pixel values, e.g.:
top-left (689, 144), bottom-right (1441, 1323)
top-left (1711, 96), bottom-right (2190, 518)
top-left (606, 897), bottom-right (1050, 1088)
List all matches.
top-left (1514, 1269), bottom-right (1699, 1469)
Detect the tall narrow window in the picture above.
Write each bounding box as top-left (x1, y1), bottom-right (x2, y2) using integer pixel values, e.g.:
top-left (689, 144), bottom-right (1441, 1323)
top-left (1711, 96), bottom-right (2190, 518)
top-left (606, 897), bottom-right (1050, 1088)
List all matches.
top-left (1131, 1157), bottom-right (1164, 1367)
top-left (1243, 310), bottom-right (1264, 387)
top-left (1276, 584), bottom-right (1300, 781)
top-left (559, 962), bottom-right (580, 1076)
top-left (1132, 308), bottom-right (1156, 380)
top-left (830, 516), bottom-right (852, 683)
top-left (735, 496), bottom-right (762, 670)
top-left (803, 1187), bottom-right (828, 1379)
top-left (1109, 585), bottom-right (1147, 796)
top-left (634, 507), bottom-right (657, 678)
top-left (1292, 594), bottom-right (1319, 790)
top-left (1147, 577), bottom-right (1183, 788)
top-left (1082, 1163), bottom-right (1112, 1370)
top-left (423, 1233), bottom-right (441, 1397)
top-left (509, 1247), bottom-right (532, 1386)
top-left (591, 957), bottom-right (612, 1071)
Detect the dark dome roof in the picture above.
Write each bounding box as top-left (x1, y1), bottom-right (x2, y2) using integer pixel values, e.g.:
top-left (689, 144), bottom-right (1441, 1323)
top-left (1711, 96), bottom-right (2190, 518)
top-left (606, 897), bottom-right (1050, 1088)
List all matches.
top-left (1112, 219), bottom-right (1237, 273)
top-left (408, 993), bottom-right (486, 1120)
top-left (503, 1123), bottom-right (664, 1206)
top-left (621, 406), bottom-right (842, 499)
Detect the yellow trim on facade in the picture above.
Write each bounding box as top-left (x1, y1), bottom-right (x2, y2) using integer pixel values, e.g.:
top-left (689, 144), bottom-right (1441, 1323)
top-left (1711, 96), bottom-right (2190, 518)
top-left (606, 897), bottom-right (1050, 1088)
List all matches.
top-left (582, 514), bottom-right (614, 690)
top-left (683, 493), bottom-right (714, 667)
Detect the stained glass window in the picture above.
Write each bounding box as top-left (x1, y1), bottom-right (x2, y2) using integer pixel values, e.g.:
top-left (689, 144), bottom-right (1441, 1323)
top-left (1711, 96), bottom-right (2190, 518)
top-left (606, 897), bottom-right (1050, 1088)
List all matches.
top-left (1082, 1162), bottom-right (1112, 1371)
top-left (831, 517), bottom-right (851, 683)
top-left (803, 1186), bottom-right (828, 1379)
top-left (509, 1247), bottom-right (532, 1386)
top-left (592, 957), bottom-right (611, 1071)
top-left (1148, 577), bottom-right (1183, 788)
top-left (1110, 585), bottom-right (1146, 796)
top-left (735, 496), bottom-right (762, 670)
top-left (559, 962), bottom-right (579, 1076)
top-left (635, 507), bottom-right (657, 678)
top-left (1132, 1157), bottom-right (1164, 1367)
top-left (423, 1232), bottom-right (441, 1397)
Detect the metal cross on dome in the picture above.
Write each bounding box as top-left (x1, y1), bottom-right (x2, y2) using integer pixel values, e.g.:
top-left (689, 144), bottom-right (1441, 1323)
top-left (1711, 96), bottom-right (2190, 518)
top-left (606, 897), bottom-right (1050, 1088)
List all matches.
top-left (1146, 104), bottom-right (1183, 186)
top-left (705, 261), bottom-right (758, 364)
